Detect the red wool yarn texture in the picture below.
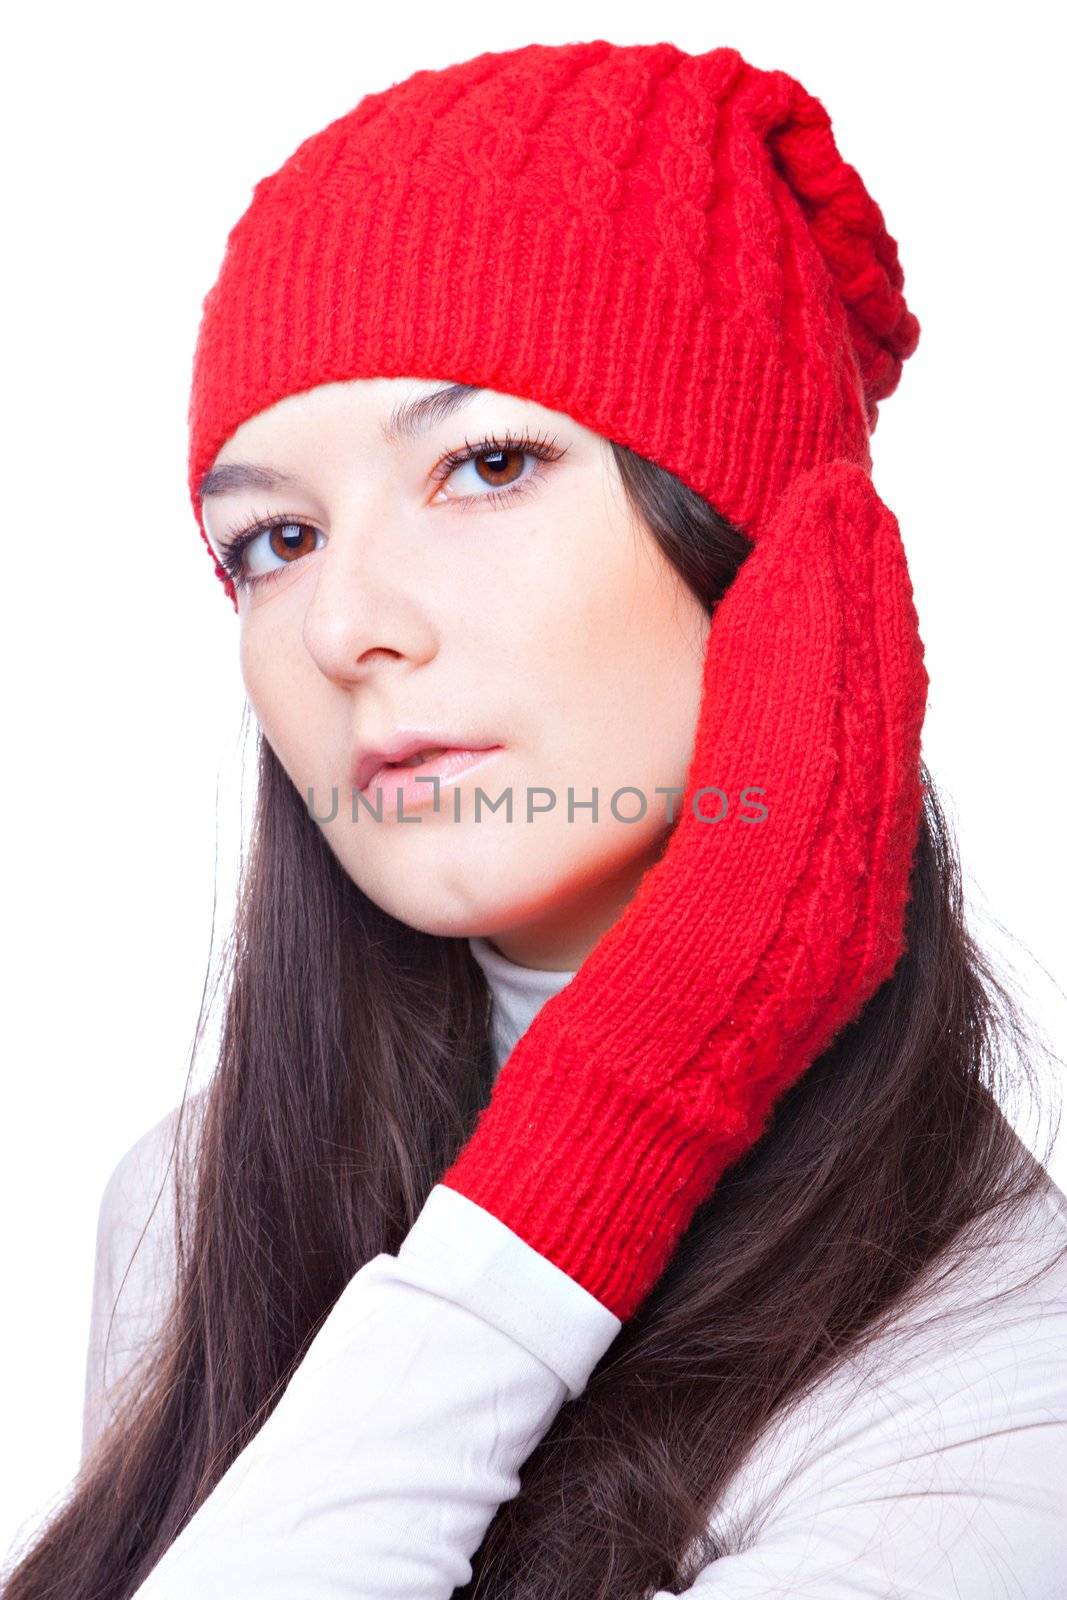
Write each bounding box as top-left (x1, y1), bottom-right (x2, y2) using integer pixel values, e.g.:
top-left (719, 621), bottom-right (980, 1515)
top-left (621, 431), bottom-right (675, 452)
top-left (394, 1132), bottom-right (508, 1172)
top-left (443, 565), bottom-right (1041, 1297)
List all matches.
top-left (440, 459), bottom-right (928, 1319)
top-left (184, 40), bottom-right (929, 1319)
top-left (185, 39), bottom-right (919, 608)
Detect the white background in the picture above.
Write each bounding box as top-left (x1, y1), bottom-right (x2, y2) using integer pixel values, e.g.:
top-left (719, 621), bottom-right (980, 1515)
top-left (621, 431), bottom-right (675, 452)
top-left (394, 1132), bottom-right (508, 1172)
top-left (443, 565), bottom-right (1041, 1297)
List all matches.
top-left (3, 0), bottom-right (1064, 1565)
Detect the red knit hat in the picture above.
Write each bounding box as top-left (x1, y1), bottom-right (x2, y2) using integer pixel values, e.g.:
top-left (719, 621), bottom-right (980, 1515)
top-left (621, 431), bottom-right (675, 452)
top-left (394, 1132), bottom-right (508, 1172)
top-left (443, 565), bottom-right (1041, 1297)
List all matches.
top-left (186, 38), bottom-right (919, 609)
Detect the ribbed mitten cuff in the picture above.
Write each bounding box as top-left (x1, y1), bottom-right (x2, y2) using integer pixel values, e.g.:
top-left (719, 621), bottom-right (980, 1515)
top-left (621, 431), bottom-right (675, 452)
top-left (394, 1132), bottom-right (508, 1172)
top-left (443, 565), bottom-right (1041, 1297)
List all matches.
top-left (440, 1045), bottom-right (764, 1322)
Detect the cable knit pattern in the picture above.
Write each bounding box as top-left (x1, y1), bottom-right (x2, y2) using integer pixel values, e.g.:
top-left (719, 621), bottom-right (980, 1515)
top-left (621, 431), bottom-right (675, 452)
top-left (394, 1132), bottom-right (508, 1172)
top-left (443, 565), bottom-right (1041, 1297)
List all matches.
top-left (441, 461), bottom-right (928, 1320)
top-left (183, 40), bottom-right (929, 1325)
top-left (760, 71), bottom-right (920, 418)
top-left (185, 39), bottom-right (920, 610)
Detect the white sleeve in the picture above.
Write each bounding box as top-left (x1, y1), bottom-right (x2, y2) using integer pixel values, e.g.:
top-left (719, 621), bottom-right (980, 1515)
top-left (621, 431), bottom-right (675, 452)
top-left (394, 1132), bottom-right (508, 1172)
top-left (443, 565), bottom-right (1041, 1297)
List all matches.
top-left (82, 1106), bottom-right (185, 1462)
top-left (98, 1119), bottom-right (1067, 1600)
top-left (674, 1212), bottom-right (1067, 1598)
top-left (130, 1182), bottom-right (621, 1600)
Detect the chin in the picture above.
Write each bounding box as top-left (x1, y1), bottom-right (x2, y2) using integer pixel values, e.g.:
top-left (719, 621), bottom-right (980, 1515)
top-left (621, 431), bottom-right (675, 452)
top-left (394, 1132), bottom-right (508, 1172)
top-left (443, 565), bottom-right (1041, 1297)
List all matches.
top-left (385, 903), bottom-right (499, 940)
top-left (350, 872), bottom-right (509, 940)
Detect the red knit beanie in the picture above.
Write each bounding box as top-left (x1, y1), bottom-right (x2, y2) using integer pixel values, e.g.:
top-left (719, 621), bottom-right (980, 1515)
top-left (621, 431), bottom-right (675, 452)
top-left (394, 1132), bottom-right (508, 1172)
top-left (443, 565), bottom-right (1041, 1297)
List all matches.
top-left (186, 38), bottom-right (919, 609)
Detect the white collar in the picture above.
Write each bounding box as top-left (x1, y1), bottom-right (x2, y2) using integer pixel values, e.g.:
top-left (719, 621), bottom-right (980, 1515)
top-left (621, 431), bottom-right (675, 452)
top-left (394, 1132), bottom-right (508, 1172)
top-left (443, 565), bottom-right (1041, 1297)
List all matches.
top-left (467, 936), bottom-right (578, 1075)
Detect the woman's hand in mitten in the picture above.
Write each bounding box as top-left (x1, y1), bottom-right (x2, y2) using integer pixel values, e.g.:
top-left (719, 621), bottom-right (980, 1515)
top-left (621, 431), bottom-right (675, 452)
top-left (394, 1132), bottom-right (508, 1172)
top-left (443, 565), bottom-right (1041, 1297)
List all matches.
top-left (440, 459), bottom-right (929, 1320)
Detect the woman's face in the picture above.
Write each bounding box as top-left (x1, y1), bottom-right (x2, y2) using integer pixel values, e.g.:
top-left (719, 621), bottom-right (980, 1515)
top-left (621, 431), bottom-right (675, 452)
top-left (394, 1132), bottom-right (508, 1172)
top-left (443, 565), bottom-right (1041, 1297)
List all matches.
top-left (199, 377), bottom-right (710, 970)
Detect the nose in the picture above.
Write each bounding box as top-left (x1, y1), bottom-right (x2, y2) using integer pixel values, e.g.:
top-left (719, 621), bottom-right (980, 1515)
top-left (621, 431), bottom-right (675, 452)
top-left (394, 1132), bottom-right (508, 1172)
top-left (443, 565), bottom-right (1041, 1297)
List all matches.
top-left (300, 513), bottom-right (438, 687)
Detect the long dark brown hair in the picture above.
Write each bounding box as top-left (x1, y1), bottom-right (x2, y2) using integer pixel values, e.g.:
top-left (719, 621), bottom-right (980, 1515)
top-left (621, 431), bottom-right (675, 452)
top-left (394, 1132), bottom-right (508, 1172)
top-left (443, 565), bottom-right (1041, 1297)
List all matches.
top-left (5, 441), bottom-right (1064, 1599)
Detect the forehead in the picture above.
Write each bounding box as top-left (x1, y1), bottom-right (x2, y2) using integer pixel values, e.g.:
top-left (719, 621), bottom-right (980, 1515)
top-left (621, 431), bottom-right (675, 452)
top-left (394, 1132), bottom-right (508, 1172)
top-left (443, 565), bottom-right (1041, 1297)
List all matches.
top-left (201, 379), bottom-right (581, 499)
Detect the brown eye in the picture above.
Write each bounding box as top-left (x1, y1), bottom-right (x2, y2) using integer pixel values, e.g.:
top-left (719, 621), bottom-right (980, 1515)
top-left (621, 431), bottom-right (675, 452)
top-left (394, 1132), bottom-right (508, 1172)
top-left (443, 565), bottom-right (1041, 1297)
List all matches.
top-left (431, 427), bottom-right (568, 510)
top-left (472, 449), bottom-right (525, 489)
top-left (217, 517), bottom-right (325, 594)
top-left (268, 522), bottom-right (318, 562)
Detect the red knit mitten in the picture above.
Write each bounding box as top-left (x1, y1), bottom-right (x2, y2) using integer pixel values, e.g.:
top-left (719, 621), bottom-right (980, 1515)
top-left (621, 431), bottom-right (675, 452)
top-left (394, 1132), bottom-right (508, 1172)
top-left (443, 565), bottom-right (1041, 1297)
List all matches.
top-left (440, 460), bottom-right (929, 1320)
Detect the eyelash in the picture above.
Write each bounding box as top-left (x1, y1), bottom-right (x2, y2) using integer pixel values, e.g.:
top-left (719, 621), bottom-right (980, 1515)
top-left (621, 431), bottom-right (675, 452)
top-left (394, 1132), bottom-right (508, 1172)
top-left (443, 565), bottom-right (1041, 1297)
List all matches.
top-left (214, 427), bottom-right (568, 594)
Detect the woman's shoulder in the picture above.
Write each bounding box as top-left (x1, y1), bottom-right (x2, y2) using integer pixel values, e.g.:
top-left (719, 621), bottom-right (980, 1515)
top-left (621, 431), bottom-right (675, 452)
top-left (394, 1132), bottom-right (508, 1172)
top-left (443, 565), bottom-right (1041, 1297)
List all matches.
top-left (81, 1090), bottom-right (209, 1460)
top-left (93, 1089), bottom-right (209, 1284)
top-left (705, 1172), bottom-right (1067, 1583)
top-left (773, 1170), bottom-right (1067, 1457)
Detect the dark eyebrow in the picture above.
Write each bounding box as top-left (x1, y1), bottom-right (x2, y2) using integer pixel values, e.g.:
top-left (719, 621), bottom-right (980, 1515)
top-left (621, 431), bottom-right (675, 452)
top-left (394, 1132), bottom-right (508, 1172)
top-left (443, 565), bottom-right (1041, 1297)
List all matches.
top-left (197, 382), bottom-right (484, 502)
top-left (197, 462), bottom-right (303, 501)
top-left (380, 381), bottom-right (483, 446)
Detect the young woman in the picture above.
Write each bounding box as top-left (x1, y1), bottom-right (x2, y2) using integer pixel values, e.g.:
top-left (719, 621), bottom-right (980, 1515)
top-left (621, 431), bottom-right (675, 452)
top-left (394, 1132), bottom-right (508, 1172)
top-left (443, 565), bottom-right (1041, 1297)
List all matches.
top-left (6, 37), bottom-right (1067, 1600)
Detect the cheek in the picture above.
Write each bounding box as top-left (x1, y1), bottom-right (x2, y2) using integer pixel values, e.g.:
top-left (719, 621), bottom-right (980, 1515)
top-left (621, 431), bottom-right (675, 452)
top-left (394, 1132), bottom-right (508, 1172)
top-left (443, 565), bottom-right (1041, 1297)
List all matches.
top-left (554, 577), bottom-right (708, 806)
top-left (506, 520), bottom-right (708, 810)
top-left (628, 603), bottom-right (709, 780)
top-left (238, 625), bottom-right (315, 763)
top-left (239, 630), bottom-right (279, 736)
top-left (519, 646), bottom-right (704, 860)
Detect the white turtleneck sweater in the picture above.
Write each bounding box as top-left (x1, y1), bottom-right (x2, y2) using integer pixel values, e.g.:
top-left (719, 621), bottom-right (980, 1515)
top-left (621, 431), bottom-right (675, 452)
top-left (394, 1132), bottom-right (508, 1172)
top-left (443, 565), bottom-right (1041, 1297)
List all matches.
top-left (80, 936), bottom-right (1067, 1598)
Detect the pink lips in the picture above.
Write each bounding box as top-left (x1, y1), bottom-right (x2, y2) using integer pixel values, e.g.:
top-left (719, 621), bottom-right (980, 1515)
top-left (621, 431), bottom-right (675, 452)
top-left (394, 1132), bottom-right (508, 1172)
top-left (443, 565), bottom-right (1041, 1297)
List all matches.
top-left (353, 733), bottom-right (497, 794)
top-left (358, 746), bottom-right (502, 810)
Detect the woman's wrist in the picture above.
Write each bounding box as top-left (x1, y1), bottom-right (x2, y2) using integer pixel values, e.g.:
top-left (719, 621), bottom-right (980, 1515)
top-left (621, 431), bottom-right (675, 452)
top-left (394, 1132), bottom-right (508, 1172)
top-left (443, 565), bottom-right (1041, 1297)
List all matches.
top-left (440, 1041), bottom-right (752, 1321)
